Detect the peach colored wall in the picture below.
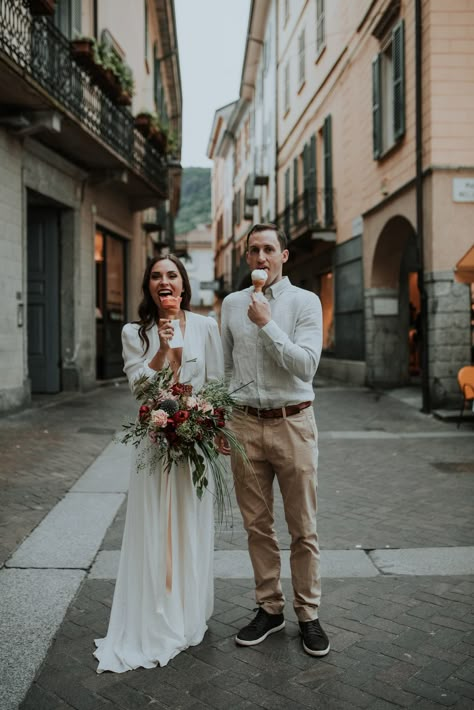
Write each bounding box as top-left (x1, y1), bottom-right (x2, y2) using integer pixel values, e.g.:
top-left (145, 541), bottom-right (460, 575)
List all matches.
top-left (98, 0), bottom-right (160, 113)
top-left (427, 0), bottom-right (474, 166)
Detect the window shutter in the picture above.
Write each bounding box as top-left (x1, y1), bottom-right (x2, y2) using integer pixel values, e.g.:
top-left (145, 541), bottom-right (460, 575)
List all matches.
top-left (392, 19), bottom-right (405, 141)
top-left (309, 134), bottom-right (317, 224)
top-left (71, 0), bottom-right (81, 38)
top-left (293, 157), bottom-right (298, 226)
top-left (323, 115), bottom-right (333, 227)
top-left (372, 54), bottom-right (382, 159)
top-left (302, 144), bottom-right (309, 222)
top-left (284, 168), bottom-right (291, 235)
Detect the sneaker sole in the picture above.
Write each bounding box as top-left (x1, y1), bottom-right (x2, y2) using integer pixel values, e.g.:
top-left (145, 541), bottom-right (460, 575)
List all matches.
top-left (302, 640), bottom-right (331, 657)
top-left (235, 620), bottom-right (286, 646)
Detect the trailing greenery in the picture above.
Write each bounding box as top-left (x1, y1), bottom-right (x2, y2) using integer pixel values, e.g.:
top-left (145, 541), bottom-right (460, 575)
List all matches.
top-left (175, 167), bottom-right (212, 236)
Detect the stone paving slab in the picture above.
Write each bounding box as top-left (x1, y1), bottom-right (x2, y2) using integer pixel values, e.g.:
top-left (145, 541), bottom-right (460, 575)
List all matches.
top-left (371, 548), bottom-right (474, 577)
top-left (18, 575), bottom-right (474, 710)
top-left (0, 568), bottom-right (85, 710)
top-left (89, 548), bottom-right (380, 580)
top-left (70, 441), bottom-right (131, 494)
top-left (6, 492), bottom-right (124, 569)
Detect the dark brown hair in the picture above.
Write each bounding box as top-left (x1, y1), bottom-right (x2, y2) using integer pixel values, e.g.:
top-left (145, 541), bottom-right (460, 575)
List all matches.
top-left (136, 254), bottom-right (192, 353)
top-left (246, 223), bottom-right (288, 251)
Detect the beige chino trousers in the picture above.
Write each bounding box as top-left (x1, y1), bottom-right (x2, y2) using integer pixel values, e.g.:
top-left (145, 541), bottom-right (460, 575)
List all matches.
top-left (229, 405), bottom-right (321, 622)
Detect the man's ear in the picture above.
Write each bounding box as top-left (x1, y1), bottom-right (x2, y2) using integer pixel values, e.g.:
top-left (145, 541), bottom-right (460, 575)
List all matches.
top-left (281, 249), bottom-right (289, 264)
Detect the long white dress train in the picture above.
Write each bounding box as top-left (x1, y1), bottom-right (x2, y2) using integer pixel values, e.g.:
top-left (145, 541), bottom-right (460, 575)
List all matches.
top-left (94, 313), bottom-right (223, 673)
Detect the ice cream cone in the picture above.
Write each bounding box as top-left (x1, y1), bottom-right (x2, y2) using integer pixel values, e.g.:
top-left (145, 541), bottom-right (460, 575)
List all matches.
top-left (159, 295), bottom-right (182, 315)
top-left (251, 269), bottom-right (267, 294)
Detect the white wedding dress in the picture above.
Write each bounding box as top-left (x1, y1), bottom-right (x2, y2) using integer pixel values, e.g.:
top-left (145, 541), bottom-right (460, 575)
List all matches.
top-left (94, 313), bottom-right (224, 673)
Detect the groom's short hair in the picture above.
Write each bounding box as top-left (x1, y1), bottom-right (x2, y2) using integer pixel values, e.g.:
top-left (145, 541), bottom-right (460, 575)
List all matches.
top-left (246, 223), bottom-right (288, 252)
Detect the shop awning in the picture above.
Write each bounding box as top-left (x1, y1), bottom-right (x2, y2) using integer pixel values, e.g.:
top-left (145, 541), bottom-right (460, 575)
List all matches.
top-left (455, 246), bottom-right (474, 284)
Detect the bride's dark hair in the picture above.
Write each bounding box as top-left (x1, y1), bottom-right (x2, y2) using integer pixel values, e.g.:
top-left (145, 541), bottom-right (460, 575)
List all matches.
top-left (136, 254), bottom-right (192, 353)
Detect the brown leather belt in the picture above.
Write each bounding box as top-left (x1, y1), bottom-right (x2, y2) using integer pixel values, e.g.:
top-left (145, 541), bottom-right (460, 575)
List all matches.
top-left (240, 401), bottom-right (312, 419)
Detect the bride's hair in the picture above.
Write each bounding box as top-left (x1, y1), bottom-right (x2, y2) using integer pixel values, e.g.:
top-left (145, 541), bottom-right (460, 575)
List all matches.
top-left (136, 254), bottom-right (192, 353)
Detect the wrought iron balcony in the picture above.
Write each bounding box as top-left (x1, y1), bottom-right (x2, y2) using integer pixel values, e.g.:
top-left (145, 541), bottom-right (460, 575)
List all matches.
top-left (277, 188), bottom-right (336, 244)
top-left (0, 0), bottom-right (169, 203)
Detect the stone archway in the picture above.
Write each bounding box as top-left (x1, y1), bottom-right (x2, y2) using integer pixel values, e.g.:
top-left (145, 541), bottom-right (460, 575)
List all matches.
top-left (366, 215), bottom-right (418, 387)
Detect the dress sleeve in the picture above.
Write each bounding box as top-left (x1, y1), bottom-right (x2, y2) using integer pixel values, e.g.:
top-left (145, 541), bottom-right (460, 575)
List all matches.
top-left (121, 324), bottom-right (158, 393)
top-left (204, 317), bottom-right (224, 382)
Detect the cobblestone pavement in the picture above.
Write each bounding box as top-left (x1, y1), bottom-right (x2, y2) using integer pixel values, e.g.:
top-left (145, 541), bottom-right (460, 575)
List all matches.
top-left (1, 380), bottom-right (474, 709)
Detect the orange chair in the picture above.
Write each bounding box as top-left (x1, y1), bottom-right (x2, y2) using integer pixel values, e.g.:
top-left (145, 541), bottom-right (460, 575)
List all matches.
top-left (457, 366), bottom-right (474, 428)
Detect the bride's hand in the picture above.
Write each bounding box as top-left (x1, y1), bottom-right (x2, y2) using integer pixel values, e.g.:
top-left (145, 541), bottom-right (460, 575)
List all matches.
top-left (158, 318), bottom-right (173, 350)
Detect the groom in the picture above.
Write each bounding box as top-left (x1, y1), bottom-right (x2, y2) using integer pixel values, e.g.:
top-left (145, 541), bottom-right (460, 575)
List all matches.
top-left (218, 223), bottom-right (329, 657)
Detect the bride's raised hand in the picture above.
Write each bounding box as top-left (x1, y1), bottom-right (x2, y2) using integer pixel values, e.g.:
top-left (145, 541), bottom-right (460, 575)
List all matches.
top-left (158, 318), bottom-right (173, 350)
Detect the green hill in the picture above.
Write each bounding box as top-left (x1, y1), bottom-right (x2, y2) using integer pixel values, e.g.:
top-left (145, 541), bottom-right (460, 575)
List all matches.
top-left (175, 167), bottom-right (212, 235)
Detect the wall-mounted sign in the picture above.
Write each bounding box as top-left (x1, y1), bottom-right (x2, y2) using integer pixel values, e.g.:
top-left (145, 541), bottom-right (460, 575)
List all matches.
top-left (453, 178), bottom-right (474, 203)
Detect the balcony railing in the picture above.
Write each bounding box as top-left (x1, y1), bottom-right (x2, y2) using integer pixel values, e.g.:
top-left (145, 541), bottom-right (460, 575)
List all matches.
top-left (0, 0), bottom-right (168, 196)
top-left (277, 188), bottom-right (336, 241)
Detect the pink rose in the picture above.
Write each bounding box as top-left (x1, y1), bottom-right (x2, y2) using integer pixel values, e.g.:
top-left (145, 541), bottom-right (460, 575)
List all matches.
top-left (150, 409), bottom-right (169, 428)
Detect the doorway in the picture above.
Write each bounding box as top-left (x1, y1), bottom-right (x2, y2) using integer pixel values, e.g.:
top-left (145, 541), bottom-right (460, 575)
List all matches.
top-left (27, 208), bottom-right (61, 393)
top-left (95, 229), bottom-right (127, 379)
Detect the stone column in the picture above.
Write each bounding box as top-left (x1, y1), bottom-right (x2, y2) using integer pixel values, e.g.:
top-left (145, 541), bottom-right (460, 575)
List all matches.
top-left (426, 270), bottom-right (471, 407)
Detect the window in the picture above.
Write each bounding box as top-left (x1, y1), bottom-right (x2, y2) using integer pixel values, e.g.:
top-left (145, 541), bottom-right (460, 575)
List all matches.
top-left (298, 30), bottom-right (305, 87)
top-left (54, 0), bottom-right (81, 38)
top-left (284, 61), bottom-right (290, 114)
top-left (372, 19), bottom-right (405, 158)
top-left (316, 0), bottom-right (325, 55)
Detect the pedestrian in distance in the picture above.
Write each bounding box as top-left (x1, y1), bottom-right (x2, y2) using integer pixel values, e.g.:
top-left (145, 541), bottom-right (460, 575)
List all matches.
top-left (217, 223), bottom-right (330, 657)
top-left (94, 255), bottom-right (224, 673)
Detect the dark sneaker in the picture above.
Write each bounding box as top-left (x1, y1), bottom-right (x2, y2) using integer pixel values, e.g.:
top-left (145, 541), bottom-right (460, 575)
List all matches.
top-left (235, 608), bottom-right (285, 646)
top-left (299, 618), bottom-right (330, 657)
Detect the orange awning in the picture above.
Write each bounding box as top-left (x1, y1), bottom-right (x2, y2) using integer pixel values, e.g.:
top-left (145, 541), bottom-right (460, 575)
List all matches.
top-left (455, 246), bottom-right (474, 284)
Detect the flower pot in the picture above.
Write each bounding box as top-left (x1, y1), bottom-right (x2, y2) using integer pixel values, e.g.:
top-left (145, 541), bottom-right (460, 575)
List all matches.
top-left (29, 0), bottom-right (56, 15)
top-left (71, 38), bottom-right (96, 72)
top-left (150, 130), bottom-right (168, 154)
top-left (134, 113), bottom-right (153, 138)
top-left (117, 91), bottom-right (132, 107)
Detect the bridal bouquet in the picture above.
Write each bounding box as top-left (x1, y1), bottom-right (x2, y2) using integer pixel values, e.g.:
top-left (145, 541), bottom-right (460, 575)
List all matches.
top-left (121, 367), bottom-right (247, 516)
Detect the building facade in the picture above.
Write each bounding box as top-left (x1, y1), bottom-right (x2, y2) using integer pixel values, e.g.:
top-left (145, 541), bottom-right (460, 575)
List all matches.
top-left (209, 0), bottom-right (474, 407)
top-left (0, 0), bottom-right (182, 413)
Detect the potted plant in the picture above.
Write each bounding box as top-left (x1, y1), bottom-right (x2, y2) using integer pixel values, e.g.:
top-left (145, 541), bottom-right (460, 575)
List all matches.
top-left (96, 41), bottom-right (134, 104)
top-left (70, 36), bottom-right (99, 73)
top-left (28, 0), bottom-right (56, 15)
top-left (134, 111), bottom-right (169, 153)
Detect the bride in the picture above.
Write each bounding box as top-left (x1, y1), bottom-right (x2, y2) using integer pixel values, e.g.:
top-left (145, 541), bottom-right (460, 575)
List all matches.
top-left (94, 254), bottom-right (224, 673)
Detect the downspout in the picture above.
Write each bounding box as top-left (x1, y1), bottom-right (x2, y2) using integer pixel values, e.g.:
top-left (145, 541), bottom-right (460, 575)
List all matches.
top-left (274, 0), bottom-right (279, 223)
top-left (415, 0), bottom-right (431, 412)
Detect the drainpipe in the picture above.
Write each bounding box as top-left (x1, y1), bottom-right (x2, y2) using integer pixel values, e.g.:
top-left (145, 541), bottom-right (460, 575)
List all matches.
top-left (415, 0), bottom-right (431, 412)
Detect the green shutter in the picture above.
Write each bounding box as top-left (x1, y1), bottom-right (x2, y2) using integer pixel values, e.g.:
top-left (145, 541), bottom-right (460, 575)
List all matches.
top-left (293, 157), bottom-right (298, 226)
top-left (393, 19), bottom-right (405, 141)
top-left (309, 134), bottom-right (317, 224)
top-left (72, 0), bottom-right (81, 38)
top-left (323, 115), bottom-right (333, 227)
top-left (372, 54), bottom-right (382, 159)
top-left (284, 168), bottom-right (291, 235)
top-left (302, 144), bottom-right (309, 222)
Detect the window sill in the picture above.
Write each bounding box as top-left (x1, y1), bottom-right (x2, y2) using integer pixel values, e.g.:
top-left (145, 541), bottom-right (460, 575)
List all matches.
top-left (315, 44), bottom-right (326, 64)
top-left (376, 135), bottom-right (404, 162)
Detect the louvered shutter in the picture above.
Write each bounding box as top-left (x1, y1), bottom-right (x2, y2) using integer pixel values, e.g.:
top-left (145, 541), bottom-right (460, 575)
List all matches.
top-left (323, 115), bottom-right (333, 227)
top-left (372, 54), bottom-right (382, 159)
top-left (393, 19), bottom-right (405, 141)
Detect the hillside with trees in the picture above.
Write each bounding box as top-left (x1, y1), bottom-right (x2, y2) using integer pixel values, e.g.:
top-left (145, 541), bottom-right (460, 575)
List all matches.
top-left (175, 167), bottom-right (212, 235)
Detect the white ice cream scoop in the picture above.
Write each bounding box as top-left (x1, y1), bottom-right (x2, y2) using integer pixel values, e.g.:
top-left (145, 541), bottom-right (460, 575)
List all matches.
top-left (251, 269), bottom-right (268, 293)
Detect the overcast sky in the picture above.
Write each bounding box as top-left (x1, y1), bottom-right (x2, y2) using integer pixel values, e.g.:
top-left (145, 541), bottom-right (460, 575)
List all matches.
top-left (174, 0), bottom-right (250, 168)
